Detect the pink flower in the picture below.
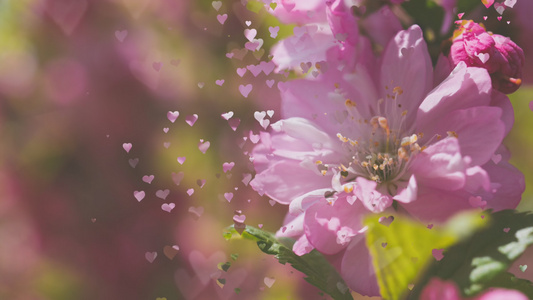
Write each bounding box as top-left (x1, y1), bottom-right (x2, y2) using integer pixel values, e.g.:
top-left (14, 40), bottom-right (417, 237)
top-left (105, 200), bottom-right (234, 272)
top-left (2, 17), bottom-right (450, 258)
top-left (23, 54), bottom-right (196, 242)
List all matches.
top-left (251, 25), bottom-right (523, 296)
top-left (270, 0), bottom-right (402, 72)
top-left (449, 20), bottom-right (525, 94)
top-left (420, 278), bottom-right (528, 300)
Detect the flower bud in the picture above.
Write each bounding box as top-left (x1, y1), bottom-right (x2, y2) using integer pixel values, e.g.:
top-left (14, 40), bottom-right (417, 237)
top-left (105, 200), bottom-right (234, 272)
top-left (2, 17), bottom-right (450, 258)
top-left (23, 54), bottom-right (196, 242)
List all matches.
top-left (449, 20), bottom-right (525, 93)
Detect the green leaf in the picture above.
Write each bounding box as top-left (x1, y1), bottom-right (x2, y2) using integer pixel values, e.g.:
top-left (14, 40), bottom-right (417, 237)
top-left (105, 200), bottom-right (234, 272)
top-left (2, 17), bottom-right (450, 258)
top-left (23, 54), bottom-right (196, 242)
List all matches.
top-left (410, 210), bottom-right (533, 298)
top-left (364, 211), bottom-right (485, 300)
top-left (224, 225), bottom-right (354, 300)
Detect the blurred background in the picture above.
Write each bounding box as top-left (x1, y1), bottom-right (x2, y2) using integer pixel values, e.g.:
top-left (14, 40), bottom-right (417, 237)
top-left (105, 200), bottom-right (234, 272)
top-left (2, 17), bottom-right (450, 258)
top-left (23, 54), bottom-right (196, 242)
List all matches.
top-left (0, 0), bottom-right (532, 299)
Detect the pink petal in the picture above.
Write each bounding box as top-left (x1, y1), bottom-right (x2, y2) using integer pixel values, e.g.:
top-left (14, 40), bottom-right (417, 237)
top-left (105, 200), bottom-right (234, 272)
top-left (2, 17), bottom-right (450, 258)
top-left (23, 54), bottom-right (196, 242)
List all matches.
top-left (380, 25), bottom-right (433, 128)
top-left (431, 106), bottom-right (505, 166)
top-left (354, 177), bottom-right (393, 213)
top-left (304, 196), bottom-right (365, 254)
top-left (393, 174), bottom-right (418, 203)
top-left (410, 138), bottom-right (467, 191)
top-left (361, 6), bottom-right (403, 49)
top-left (250, 160), bottom-right (330, 205)
top-left (478, 160), bottom-right (524, 211)
top-left (417, 64), bottom-right (492, 131)
top-left (293, 234), bottom-right (314, 256)
top-left (401, 188), bottom-right (473, 222)
top-left (271, 27), bottom-right (336, 71)
top-left (490, 89), bottom-right (514, 136)
top-left (276, 212), bottom-right (305, 237)
top-left (340, 235), bottom-right (380, 296)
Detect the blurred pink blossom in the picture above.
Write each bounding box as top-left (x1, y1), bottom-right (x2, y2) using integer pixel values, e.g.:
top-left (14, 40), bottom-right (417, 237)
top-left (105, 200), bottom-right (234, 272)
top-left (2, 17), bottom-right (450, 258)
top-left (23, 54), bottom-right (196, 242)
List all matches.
top-left (420, 278), bottom-right (528, 300)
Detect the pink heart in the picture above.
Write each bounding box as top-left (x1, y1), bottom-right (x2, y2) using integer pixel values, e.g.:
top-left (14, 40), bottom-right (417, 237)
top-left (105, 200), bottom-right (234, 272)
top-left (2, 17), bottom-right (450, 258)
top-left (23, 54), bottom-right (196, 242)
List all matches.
top-left (236, 68), bottom-right (247, 77)
top-left (233, 214), bottom-right (246, 223)
top-left (264, 277), bottom-right (276, 288)
top-left (212, 1), bottom-right (222, 11)
top-left (381, 242), bottom-right (388, 248)
top-left (145, 251), bottom-right (157, 263)
top-left (224, 192), bottom-right (234, 202)
top-left (142, 175), bottom-right (154, 184)
top-left (45, 0), bottom-right (88, 35)
top-left (123, 143), bottom-right (132, 153)
top-left (469, 196), bottom-right (487, 209)
top-left (476, 52), bottom-right (490, 64)
top-left (189, 206), bottom-right (203, 219)
top-left (242, 173), bottom-right (252, 186)
top-left (222, 162), bottom-right (235, 173)
top-left (163, 142), bottom-right (171, 148)
top-left (129, 158), bottom-right (139, 168)
top-left (260, 61), bottom-right (275, 75)
top-left (269, 26), bottom-right (279, 38)
top-left (198, 140), bottom-right (210, 154)
top-left (249, 131), bottom-right (260, 144)
top-left (152, 61), bottom-right (162, 72)
top-left (266, 79), bottom-right (275, 88)
top-left (187, 188), bottom-right (195, 196)
top-left (161, 203), bottom-right (175, 212)
top-left (174, 269), bottom-right (204, 300)
top-left (239, 84), bottom-right (253, 98)
top-left (196, 179), bottom-right (206, 188)
top-left (163, 127), bottom-right (169, 133)
top-left (156, 189), bottom-right (170, 200)
top-left (529, 101), bottom-right (533, 112)
top-left (432, 249), bottom-right (444, 261)
top-left (379, 216), bottom-right (395, 227)
top-left (221, 111), bottom-right (233, 120)
top-left (244, 28), bottom-right (257, 41)
top-left (167, 111), bottom-right (179, 123)
top-left (189, 251), bottom-right (226, 285)
top-left (503, 227), bottom-right (511, 233)
top-left (186, 114), bottom-right (198, 126)
top-left (228, 118), bottom-right (240, 131)
top-left (245, 40), bottom-right (261, 51)
top-left (172, 172), bottom-right (184, 186)
top-left (246, 64), bottom-right (262, 77)
top-left (504, 0), bottom-right (517, 8)
top-left (214, 268), bottom-right (248, 299)
top-left (177, 157), bottom-right (186, 164)
top-left (115, 30), bottom-right (128, 42)
top-left (491, 154), bottom-right (502, 164)
top-left (457, 13), bottom-right (464, 19)
top-left (494, 2), bottom-right (505, 14)
top-left (134, 190), bottom-right (145, 202)
top-left (215, 79), bottom-right (224, 86)
top-left (293, 26), bottom-right (307, 37)
top-left (217, 14), bottom-right (228, 25)
top-left (482, 0), bottom-right (495, 8)
top-left (269, 199), bottom-right (276, 206)
top-left (226, 52), bottom-right (234, 59)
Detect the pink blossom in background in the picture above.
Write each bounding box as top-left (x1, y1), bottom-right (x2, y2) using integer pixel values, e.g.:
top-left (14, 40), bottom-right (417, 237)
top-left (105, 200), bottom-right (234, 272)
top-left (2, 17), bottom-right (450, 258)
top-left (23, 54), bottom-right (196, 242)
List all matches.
top-left (449, 20), bottom-right (525, 94)
top-left (420, 278), bottom-right (528, 300)
top-left (251, 25), bottom-right (524, 296)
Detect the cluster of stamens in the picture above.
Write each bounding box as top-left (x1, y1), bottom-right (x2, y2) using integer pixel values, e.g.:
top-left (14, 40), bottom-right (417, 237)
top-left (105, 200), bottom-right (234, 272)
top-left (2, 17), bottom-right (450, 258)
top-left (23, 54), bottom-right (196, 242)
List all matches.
top-left (318, 84), bottom-right (430, 186)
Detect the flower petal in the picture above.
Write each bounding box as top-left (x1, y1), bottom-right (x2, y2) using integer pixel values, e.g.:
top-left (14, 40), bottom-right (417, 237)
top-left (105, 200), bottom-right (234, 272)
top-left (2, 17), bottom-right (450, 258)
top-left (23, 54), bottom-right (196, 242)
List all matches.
top-left (430, 106), bottom-right (505, 166)
top-left (380, 25), bottom-right (433, 129)
top-left (250, 160), bottom-right (331, 204)
top-left (417, 64), bottom-right (492, 132)
top-left (304, 196), bottom-right (365, 254)
top-left (340, 235), bottom-right (380, 296)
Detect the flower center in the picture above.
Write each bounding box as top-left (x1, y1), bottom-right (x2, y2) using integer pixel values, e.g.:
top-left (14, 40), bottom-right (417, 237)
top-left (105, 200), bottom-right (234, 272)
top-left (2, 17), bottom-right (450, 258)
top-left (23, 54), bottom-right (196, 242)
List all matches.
top-left (321, 85), bottom-right (428, 189)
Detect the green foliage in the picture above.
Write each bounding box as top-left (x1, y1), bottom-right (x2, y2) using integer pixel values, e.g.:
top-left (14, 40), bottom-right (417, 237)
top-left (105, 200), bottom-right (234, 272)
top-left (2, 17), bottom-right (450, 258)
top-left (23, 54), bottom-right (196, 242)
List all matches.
top-left (410, 210), bottom-right (533, 298)
top-left (363, 212), bottom-right (473, 300)
top-left (224, 225), bottom-right (354, 300)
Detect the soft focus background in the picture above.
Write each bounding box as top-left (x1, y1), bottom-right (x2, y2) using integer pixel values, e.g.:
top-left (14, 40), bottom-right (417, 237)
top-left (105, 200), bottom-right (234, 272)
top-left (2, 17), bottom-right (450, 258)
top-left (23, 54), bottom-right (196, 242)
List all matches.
top-left (0, 0), bottom-right (532, 299)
